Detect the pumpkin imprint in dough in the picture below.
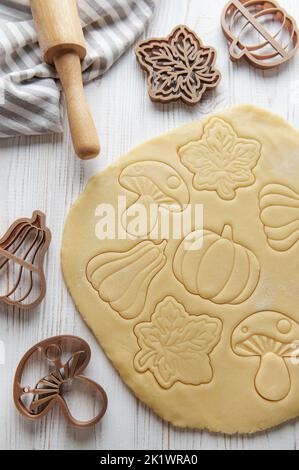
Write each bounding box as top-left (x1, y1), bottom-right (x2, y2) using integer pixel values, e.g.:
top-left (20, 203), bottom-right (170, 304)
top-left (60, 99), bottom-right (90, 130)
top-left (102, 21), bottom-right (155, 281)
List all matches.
top-left (134, 296), bottom-right (222, 389)
top-left (86, 240), bottom-right (167, 320)
top-left (119, 161), bottom-right (189, 238)
top-left (232, 312), bottom-right (299, 402)
top-left (259, 184), bottom-right (299, 252)
top-left (173, 224), bottom-right (260, 304)
top-left (179, 117), bottom-right (261, 200)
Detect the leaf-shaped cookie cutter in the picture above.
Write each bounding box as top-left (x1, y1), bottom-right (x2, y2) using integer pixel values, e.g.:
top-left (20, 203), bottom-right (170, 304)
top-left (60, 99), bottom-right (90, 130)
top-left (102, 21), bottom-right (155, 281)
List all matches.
top-left (135, 25), bottom-right (221, 105)
top-left (0, 211), bottom-right (51, 309)
top-left (13, 336), bottom-right (108, 428)
top-left (221, 0), bottom-right (299, 69)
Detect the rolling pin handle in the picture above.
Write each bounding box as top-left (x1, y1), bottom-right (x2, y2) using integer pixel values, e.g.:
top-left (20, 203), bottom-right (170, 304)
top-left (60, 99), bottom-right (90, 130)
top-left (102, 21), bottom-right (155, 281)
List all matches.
top-left (54, 51), bottom-right (100, 160)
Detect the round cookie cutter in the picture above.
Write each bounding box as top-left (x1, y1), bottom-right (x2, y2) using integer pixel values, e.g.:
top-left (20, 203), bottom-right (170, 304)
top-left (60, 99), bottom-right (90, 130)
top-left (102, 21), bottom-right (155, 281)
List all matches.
top-left (13, 335), bottom-right (108, 428)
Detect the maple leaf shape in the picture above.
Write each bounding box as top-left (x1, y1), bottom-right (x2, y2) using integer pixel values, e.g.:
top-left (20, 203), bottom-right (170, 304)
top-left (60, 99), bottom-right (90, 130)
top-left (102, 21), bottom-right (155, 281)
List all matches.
top-left (134, 297), bottom-right (222, 388)
top-left (136, 25), bottom-right (221, 105)
top-left (179, 117), bottom-right (261, 200)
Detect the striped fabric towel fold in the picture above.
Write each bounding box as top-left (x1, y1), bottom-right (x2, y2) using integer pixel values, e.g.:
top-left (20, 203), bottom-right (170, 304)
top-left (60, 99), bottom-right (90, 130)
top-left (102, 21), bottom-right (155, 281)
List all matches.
top-left (0, 0), bottom-right (156, 138)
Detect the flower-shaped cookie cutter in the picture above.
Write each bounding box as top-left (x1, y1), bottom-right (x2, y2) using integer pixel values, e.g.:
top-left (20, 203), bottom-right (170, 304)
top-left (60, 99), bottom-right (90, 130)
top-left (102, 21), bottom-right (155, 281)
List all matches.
top-left (14, 336), bottom-right (108, 428)
top-left (0, 211), bottom-right (51, 309)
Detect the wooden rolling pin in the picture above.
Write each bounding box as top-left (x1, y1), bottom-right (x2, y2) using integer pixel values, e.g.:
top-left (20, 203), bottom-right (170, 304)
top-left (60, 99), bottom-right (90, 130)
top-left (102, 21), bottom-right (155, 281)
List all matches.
top-left (30, 0), bottom-right (100, 160)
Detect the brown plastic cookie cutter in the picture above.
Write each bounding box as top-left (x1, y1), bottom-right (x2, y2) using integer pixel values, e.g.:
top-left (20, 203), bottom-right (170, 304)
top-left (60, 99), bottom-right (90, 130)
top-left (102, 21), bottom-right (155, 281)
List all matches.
top-left (14, 335), bottom-right (108, 428)
top-left (0, 211), bottom-right (51, 309)
top-left (135, 25), bottom-right (221, 106)
top-left (222, 0), bottom-right (299, 69)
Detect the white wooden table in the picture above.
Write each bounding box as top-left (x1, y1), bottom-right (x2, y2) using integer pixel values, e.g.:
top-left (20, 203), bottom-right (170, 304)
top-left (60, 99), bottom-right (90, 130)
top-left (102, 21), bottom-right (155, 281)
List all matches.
top-left (1, 0), bottom-right (299, 451)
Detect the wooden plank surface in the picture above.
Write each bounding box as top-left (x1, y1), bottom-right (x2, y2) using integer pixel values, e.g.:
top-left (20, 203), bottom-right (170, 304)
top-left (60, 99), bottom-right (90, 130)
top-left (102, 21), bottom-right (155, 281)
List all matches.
top-left (1, 0), bottom-right (299, 450)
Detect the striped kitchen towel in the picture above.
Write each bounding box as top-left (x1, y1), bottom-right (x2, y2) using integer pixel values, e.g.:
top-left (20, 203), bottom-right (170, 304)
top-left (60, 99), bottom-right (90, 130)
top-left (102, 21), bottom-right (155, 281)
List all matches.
top-left (0, 0), bottom-right (156, 137)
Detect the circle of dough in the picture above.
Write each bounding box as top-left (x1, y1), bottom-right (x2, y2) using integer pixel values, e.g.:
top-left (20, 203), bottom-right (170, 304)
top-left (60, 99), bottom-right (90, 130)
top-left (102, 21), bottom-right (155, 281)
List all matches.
top-left (62, 106), bottom-right (299, 434)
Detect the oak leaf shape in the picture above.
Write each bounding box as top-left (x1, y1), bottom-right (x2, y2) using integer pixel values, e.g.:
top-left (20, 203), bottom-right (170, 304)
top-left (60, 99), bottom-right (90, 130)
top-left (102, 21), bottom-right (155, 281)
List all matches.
top-left (179, 118), bottom-right (261, 200)
top-left (136, 25), bottom-right (221, 105)
top-left (134, 296), bottom-right (222, 389)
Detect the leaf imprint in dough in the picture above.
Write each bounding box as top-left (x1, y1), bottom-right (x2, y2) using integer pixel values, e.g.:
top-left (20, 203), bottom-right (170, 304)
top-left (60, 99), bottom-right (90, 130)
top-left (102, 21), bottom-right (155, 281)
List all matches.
top-left (134, 296), bottom-right (222, 389)
top-left (179, 117), bottom-right (261, 200)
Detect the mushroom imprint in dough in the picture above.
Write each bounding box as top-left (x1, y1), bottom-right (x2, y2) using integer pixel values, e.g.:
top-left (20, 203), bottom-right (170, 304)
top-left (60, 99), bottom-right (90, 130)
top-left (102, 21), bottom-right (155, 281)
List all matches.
top-left (119, 161), bottom-right (190, 237)
top-left (232, 311), bottom-right (299, 402)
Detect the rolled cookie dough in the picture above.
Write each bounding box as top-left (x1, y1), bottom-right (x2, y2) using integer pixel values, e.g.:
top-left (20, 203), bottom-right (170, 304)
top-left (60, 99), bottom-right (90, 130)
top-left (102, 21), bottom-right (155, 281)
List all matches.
top-left (62, 106), bottom-right (299, 434)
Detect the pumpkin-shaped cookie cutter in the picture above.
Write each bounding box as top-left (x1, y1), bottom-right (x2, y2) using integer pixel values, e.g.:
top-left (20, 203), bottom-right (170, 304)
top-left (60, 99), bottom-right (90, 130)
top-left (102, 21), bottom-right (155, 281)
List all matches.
top-left (221, 0), bottom-right (299, 69)
top-left (13, 336), bottom-right (108, 428)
